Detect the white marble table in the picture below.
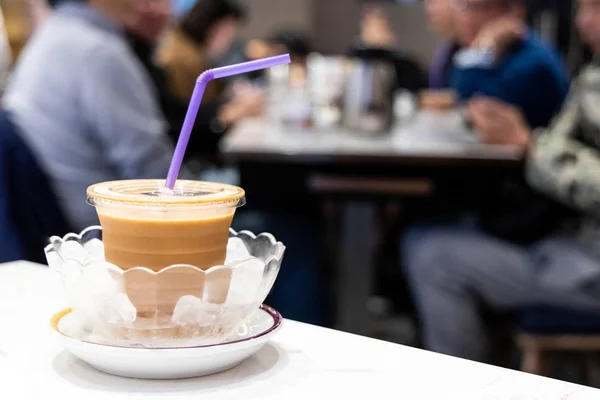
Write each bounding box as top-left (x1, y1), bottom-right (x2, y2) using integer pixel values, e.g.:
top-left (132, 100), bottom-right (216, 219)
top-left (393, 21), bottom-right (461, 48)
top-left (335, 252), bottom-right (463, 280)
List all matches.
top-left (1, 261), bottom-right (599, 399)
top-left (221, 111), bottom-right (523, 165)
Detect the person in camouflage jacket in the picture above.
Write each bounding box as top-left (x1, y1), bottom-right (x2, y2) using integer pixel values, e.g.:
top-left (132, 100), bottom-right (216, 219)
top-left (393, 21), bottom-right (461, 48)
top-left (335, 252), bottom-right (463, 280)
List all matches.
top-left (403, 0), bottom-right (600, 362)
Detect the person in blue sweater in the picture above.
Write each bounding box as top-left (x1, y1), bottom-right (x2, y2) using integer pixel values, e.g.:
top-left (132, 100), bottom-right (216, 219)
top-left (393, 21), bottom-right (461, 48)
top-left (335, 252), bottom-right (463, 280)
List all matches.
top-left (402, 0), bottom-right (600, 363)
top-left (450, 0), bottom-right (569, 129)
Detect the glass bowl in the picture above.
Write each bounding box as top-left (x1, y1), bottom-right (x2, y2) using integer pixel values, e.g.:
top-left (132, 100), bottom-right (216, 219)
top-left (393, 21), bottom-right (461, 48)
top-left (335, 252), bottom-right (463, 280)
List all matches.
top-left (45, 226), bottom-right (284, 348)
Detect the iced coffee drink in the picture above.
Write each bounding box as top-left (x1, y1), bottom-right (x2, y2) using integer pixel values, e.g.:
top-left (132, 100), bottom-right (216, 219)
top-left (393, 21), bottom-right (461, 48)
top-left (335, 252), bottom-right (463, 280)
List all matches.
top-left (86, 180), bottom-right (246, 341)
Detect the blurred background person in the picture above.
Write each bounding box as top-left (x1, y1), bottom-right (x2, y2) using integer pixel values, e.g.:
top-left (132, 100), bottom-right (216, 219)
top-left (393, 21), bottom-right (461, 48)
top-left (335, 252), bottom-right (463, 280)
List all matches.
top-left (425, 0), bottom-right (526, 89)
top-left (156, 0), bottom-right (246, 104)
top-left (265, 29), bottom-right (311, 65)
top-left (349, 4), bottom-right (427, 93)
top-left (173, 0), bottom-right (196, 17)
top-left (245, 28), bottom-right (312, 87)
top-left (450, 0), bottom-right (571, 247)
top-left (426, 0), bottom-right (456, 40)
top-left (403, 0), bottom-right (600, 363)
top-left (358, 4), bottom-right (398, 50)
top-left (3, 0), bottom-right (178, 231)
top-left (410, 0), bottom-right (560, 239)
top-left (425, 0), bottom-right (458, 88)
top-left (246, 29), bottom-right (312, 63)
top-left (125, 0), bottom-right (263, 163)
top-left (451, 0), bottom-right (567, 128)
top-left (28, 0), bottom-right (52, 30)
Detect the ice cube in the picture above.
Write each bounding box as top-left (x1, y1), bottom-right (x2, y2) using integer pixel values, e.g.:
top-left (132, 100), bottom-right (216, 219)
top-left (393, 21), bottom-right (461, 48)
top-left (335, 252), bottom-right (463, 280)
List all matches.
top-left (97, 293), bottom-right (136, 324)
top-left (172, 296), bottom-right (224, 327)
top-left (69, 262), bottom-right (125, 315)
top-left (55, 258), bottom-right (83, 283)
top-left (46, 250), bottom-right (62, 272)
top-left (83, 239), bottom-right (105, 262)
top-left (60, 241), bottom-right (89, 264)
top-left (61, 310), bottom-right (92, 338)
top-left (82, 262), bottom-right (122, 296)
top-left (226, 237), bottom-right (251, 262)
top-left (172, 295), bottom-right (205, 326)
top-left (227, 257), bottom-right (265, 305)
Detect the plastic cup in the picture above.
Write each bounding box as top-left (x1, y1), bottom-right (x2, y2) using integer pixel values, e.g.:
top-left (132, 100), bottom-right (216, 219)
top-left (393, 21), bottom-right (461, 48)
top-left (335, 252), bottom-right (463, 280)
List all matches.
top-left (86, 180), bottom-right (246, 334)
top-left (87, 179), bottom-right (245, 272)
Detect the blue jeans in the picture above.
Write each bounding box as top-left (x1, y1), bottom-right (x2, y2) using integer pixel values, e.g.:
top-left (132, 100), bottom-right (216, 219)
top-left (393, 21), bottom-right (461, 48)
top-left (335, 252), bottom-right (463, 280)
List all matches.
top-left (232, 210), bottom-right (324, 326)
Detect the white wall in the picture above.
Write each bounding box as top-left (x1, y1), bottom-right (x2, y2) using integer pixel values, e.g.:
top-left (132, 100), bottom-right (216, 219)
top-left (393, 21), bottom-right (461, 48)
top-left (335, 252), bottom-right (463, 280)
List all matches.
top-left (381, 3), bottom-right (439, 65)
top-left (238, 0), bottom-right (315, 40)
top-left (313, 0), bottom-right (362, 53)
top-left (239, 0), bottom-right (439, 66)
top-left (313, 1), bottom-right (439, 65)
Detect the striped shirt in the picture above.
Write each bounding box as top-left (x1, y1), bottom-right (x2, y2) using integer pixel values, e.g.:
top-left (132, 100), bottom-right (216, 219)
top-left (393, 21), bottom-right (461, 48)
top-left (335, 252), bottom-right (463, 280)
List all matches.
top-left (3, 3), bottom-right (177, 231)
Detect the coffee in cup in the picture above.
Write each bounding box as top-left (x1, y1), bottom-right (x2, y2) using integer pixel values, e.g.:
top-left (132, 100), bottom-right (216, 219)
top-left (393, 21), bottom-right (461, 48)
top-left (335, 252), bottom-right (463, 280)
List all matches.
top-left (86, 180), bottom-right (246, 340)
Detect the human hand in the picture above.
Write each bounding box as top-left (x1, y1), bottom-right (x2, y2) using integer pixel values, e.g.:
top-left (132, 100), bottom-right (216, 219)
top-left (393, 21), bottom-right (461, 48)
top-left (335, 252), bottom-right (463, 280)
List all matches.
top-left (466, 96), bottom-right (531, 149)
top-left (472, 17), bottom-right (526, 56)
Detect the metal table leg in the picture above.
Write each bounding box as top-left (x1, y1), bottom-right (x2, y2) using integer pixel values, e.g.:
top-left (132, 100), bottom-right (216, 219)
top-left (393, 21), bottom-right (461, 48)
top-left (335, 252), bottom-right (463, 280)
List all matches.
top-left (335, 201), bottom-right (376, 335)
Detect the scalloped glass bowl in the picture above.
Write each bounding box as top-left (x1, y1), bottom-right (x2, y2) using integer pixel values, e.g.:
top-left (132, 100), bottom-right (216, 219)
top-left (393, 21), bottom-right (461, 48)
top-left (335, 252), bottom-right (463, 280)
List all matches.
top-left (45, 226), bottom-right (284, 348)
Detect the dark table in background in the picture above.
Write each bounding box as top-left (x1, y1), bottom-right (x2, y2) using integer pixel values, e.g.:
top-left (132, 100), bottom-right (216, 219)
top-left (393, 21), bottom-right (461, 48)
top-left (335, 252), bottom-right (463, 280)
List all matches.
top-left (221, 111), bottom-right (523, 335)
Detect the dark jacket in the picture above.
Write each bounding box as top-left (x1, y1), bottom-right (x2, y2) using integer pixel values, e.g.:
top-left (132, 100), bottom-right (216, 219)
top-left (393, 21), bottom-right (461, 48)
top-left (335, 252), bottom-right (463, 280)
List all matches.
top-left (453, 35), bottom-right (572, 244)
top-left (348, 46), bottom-right (427, 93)
top-left (0, 110), bottom-right (71, 263)
top-left (451, 34), bottom-right (569, 129)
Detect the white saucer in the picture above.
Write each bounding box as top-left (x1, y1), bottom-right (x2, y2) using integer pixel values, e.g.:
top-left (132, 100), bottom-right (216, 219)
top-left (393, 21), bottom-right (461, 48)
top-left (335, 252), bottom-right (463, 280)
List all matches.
top-left (50, 305), bottom-right (283, 380)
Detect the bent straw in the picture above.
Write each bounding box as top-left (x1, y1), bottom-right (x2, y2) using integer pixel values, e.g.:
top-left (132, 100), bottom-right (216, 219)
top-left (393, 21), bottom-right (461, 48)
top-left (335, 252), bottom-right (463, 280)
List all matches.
top-left (165, 54), bottom-right (291, 189)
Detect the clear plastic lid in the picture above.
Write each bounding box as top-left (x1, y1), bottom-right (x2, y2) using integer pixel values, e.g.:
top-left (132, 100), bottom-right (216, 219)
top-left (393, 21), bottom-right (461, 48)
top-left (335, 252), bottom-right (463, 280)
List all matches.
top-left (87, 180), bottom-right (246, 208)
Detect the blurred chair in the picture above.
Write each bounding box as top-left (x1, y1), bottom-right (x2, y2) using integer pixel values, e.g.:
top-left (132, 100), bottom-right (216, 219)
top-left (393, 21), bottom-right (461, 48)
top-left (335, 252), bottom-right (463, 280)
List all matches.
top-left (517, 306), bottom-right (600, 384)
top-left (0, 108), bottom-right (70, 264)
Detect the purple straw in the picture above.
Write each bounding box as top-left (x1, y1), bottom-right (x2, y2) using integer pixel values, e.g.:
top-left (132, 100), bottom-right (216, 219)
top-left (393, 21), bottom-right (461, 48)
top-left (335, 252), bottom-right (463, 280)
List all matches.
top-left (165, 54), bottom-right (291, 189)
